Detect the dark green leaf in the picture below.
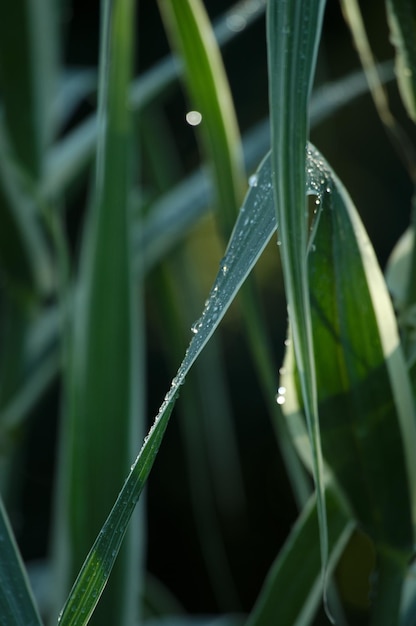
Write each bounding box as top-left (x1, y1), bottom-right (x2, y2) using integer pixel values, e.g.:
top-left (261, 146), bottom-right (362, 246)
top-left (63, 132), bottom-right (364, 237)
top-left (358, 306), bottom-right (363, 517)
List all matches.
top-left (0, 495), bottom-right (43, 626)
top-left (54, 1), bottom-right (143, 624)
top-left (0, 0), bottom-right (56, 177)
top-left (247, 486), bottom-right (353, 626)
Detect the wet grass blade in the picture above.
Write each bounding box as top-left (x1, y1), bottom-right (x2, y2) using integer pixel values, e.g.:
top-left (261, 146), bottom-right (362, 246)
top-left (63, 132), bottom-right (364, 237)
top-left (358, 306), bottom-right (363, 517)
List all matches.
top-left (152, 262), bottom-right (243, 609)
top-left (386, 0), bottom-right (416, 122)
top-left (266, 0), bottom-right (328, 603)
top-left (0, 495), bottom-right (43, 626)
top-left (53, 1), bottom-right (143, 624)
top-left (57, 150), bottom-right (276, 625)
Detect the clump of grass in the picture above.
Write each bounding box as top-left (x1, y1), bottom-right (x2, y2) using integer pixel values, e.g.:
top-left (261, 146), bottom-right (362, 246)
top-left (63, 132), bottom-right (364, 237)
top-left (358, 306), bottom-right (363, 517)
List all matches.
top-left (0, 1), bottom-right (415, 625)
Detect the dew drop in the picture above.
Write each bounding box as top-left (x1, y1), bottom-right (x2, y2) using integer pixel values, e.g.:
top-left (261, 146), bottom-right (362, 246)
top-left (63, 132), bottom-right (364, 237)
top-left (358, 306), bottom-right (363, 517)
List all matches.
top-left (248, 174), bottom-right (258, 187)
top-left (276, 394), bottom-right (286, 405)
top-left (186, 110), bottom-right (202, 126)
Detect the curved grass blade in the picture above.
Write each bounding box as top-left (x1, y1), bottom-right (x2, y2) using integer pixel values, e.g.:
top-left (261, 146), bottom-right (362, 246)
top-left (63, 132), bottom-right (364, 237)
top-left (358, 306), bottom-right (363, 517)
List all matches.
top-left (386, 0), bottom-right (416, 122)
top-left (281, 144), bottom-right (416, 624)
top-left (266, 0), bottom-right (329, 606)
top-left (53, 0), bottom-right (143, 624)
top-left (385, 221), bottom-right (416, 370)
top-left (0, 495), bottom-right (43, 626)
top-left (340, 0), bottom-right (416, 181)
top-left (247, 485), bottom-right (353, 626)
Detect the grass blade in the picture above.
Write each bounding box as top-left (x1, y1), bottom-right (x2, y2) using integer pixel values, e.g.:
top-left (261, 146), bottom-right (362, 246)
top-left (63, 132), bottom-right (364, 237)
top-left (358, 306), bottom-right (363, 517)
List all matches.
top-left (53, 1), bottom-right (143, 624)
top-left (247, 485), bottom-right (353, 626)
top-left (0, 129), bottom-right (53, 296)
top-left (386, 0), bottom-right (416, 122)
top-left (0, 0), bottom-right (56, 178)
top-left (157, 0), bottom-right (246, 234)
top-left (0, 495), bottom-right (43, 626)
top-left (43, 0), bottom-right (265, 200)
top-left (158, 0), bottom-right (312, 509)
top-left (281, 144), bottom-right (416, 624)
top-left (340, 0), bottom-right (416, 181)
top-left (266, 0), bottom-right (328, 605)
top-left (58, 149), bottom-right (277, 624)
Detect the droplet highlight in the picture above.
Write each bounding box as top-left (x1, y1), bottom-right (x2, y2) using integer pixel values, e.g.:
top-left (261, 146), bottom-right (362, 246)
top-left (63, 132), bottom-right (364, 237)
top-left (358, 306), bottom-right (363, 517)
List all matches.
top-left (186, 110), bottom-right (202, 126)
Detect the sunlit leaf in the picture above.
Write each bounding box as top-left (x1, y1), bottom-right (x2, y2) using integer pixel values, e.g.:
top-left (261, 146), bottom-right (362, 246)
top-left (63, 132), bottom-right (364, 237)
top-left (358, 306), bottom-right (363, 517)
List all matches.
top-left (281, 145), bottom-right (416, 623)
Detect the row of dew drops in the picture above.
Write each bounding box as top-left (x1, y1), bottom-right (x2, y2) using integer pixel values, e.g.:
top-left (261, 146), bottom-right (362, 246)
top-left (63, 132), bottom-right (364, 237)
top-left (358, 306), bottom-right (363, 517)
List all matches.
top-left (157, 145), bottom-right (334, 425)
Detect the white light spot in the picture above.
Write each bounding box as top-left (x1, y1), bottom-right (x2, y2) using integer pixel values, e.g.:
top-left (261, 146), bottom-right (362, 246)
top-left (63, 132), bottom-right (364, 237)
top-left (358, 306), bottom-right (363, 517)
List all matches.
top-left (226, 14), bottom-right (247, 32)
top-left (249, 174), bottom-right (258, 187)
top-left (186, 110), bottom-right (202, 126)
top-left (276, 394), bottom-right (286, 405)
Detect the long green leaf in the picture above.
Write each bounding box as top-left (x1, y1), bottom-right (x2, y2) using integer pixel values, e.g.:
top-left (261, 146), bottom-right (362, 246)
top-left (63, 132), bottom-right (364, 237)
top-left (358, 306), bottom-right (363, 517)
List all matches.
top-left (247, 485), bottom-right (353, 626)
top-left (0, 495), bottom-right (43, 626)
top-left (281, 145), bottom-right (416, 623)
top-left (57, 149), bottom-right (276, 625)
top-left (266, 0), bottom-right (328, 602)
top-left (53, 1), bottom-right (143, 624)
top-left (385, 224), bottom-right (416, 370)
top-left (386, 0), bottom-right (416, 122)
top-left (0, 0), bottom-right (56, 178)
